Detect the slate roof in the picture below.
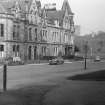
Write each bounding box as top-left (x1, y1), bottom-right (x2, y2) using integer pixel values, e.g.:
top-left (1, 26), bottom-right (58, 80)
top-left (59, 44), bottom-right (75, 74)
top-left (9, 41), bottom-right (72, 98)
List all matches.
top-left (46, 10), bottom-right (65, 26)
top-left (0, 3), bottom-right (7, 13)
top-left (46, 10), bottom-right (64, 20)
top-left (0, 0), bottom-right (41, 14)
top-left (0, 1), bottom-right (13, 14)
top-left (0, 0), bottom-right (74, 27)
top-left (42, 0), bottom-right (74, 26)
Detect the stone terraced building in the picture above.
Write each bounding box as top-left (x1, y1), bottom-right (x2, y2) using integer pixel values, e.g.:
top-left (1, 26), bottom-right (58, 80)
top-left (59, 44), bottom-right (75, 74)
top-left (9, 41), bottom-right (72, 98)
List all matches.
top-left (0, 0), bottom-right (75, 62)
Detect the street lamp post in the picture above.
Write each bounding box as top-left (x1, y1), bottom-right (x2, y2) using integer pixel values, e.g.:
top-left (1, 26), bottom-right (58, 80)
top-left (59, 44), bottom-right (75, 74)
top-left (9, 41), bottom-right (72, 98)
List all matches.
top-left (24, 0), bottom-right (28, 61)
top-left (90, 32), bottom-right (95, 59)
top-left (70, 23), bottom-right (75, 55)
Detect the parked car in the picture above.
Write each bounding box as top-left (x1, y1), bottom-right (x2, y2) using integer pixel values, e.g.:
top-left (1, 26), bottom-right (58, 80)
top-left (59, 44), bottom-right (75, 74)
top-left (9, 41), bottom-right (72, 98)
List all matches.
top-left (49, 57), bottom-right (64, 65)
top-left (13, 57), bottom-right (24, 64)
top-left (94, 56), bottom-right (101, 62)
top-left (5, 57), bottom-right (13, 65)
top-left (5, 57), bottom-right (24, 65)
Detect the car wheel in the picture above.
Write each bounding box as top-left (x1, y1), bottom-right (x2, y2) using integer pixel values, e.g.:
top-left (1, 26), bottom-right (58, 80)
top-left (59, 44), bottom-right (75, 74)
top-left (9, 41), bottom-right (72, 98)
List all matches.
top-left (57, 61), bottom-right (60, 65)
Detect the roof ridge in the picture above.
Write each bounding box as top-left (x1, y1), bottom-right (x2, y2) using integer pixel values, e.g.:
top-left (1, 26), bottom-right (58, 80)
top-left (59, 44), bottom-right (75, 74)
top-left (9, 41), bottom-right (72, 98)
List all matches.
top-left (0, 3), bottom-right (7, 13)
top-left (62, 0), bottom-right (73, 14)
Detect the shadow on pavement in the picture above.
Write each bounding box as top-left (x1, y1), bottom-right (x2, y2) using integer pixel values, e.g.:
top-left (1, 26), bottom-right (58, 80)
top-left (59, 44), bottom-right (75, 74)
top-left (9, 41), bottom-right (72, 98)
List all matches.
top-left (67, 70), bottom-right (105, 81)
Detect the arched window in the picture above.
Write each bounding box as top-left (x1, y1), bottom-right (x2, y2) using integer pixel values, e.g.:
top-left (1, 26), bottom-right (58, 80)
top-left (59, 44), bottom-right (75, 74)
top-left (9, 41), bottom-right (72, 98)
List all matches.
top-left (29, 28), bottom-right (32, 41)
top-left (35, 28), bottom-right (37, 41)
top-left (17, 45), bottom-right (19, 52)
top-left (0, 45), bottom-right (4, 58)
top-left (13, 45), bottom-right (19, 57)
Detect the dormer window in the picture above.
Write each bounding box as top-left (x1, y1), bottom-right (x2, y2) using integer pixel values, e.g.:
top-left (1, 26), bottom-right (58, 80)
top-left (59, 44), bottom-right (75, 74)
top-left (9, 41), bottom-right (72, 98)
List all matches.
top-left (42, 18), bottom-right (46, 28)
top-left (54, 20), bottom-right (59, 27)
top-left (30, 10), bottom-right (33, 14)
top-left (11, 1), bottom-right (21, 18)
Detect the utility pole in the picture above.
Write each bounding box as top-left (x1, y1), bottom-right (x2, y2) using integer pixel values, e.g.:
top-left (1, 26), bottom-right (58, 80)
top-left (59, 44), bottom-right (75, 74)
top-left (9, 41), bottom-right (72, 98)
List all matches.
top-left (3, 12), bottom-right (8, 92)
top-left (84, 41), bottom-right (88, 70)
top-left (90, 47), bottom-right (93, 58)
top-left (3, 64), bottom-right (7, 91)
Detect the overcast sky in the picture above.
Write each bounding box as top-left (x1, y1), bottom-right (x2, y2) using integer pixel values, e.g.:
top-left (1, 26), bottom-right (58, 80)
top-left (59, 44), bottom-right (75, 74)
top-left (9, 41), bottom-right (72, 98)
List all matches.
top-left (40, 0), bottom-right (105, 35)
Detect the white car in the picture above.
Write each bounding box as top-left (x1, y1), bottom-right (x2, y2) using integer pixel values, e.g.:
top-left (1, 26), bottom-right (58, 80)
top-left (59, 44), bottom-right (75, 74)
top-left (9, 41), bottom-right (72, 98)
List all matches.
top-left (13, 57), bottom-right (21, 62)
top-left (6, 57), bottom-right (24, 65)
top-left (94, 56), bottom-right (101, 62)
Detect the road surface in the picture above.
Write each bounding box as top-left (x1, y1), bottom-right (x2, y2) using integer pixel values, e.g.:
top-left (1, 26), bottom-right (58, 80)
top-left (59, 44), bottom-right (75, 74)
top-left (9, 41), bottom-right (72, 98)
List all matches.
top-left (0, 61), bottom-right (105, 89)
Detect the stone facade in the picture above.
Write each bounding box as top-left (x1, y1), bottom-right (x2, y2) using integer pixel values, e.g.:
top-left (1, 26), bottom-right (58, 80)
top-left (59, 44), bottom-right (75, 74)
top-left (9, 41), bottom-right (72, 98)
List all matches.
top-left (0, 0), bottom-right (75, 61)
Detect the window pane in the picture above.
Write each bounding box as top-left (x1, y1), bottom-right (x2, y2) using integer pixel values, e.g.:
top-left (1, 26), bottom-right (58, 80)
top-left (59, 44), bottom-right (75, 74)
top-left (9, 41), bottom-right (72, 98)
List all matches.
top-left (0, 24), bottom-right (4, 37)
top-left (0, 45), bottom-right (4, 51)
top-left (17, 45), bottom-right (19, 52)
top-left (35, 28), bottom-right (37, 40)
top-left (17, 25), bottom-right (20, 40)
top-left (13, 25), bottom-right (16, 39)
top-left (13, 45), bottom-right (16, 52)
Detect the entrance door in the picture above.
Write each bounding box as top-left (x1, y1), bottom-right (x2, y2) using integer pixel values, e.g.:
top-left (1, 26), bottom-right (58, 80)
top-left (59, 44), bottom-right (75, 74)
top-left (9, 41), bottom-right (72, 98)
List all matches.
top-left (28, 46), bottom-right (31, 60)
top-left (65, 47), bottom-right (67, 56)
top-left (34, 46), bottom-right (37, 60)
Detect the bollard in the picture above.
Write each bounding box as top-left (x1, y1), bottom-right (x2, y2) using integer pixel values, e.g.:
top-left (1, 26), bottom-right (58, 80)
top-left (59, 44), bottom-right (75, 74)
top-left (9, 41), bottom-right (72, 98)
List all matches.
top-left (3, 64), bottom-right (7, 91)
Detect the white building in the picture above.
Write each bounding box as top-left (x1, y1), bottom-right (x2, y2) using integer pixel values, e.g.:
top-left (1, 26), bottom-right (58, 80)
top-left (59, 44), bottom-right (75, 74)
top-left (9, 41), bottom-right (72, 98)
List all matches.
top-left (0, 0), bottom-right (75, 62)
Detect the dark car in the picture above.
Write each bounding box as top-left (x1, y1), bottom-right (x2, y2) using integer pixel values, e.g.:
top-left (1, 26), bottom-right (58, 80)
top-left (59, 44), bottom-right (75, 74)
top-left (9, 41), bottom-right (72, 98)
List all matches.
top-left (49, 57), bottom-right (64, 65)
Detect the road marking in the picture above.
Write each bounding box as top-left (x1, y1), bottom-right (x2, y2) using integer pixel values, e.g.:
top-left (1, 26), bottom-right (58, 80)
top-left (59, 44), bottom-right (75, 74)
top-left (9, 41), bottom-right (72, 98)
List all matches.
top-left (28, 62), bottom-right (74, 65)
top-left (28, 63), bottom-right (48, 66)
top-left (65, 62), bottom-right (73, 63)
